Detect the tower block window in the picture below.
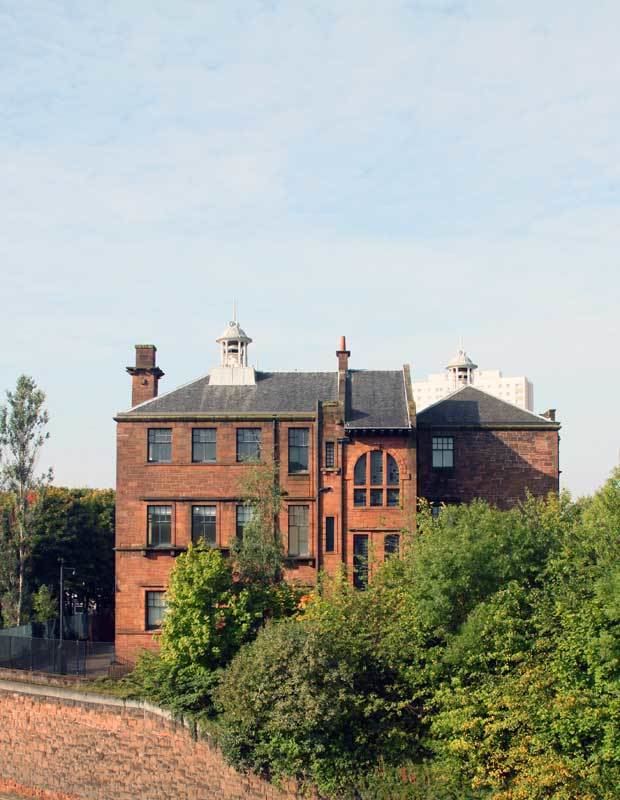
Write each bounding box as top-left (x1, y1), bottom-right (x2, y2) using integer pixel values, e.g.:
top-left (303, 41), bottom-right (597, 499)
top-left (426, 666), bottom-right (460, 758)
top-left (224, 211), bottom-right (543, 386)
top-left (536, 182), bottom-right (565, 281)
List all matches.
top-left (352, 451), bottom-right (400, 507)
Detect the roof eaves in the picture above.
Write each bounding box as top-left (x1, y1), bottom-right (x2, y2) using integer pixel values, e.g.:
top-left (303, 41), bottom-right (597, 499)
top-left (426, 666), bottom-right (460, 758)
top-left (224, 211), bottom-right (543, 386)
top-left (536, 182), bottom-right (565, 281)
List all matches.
top-left (416, 420), bottom-right (561, 431)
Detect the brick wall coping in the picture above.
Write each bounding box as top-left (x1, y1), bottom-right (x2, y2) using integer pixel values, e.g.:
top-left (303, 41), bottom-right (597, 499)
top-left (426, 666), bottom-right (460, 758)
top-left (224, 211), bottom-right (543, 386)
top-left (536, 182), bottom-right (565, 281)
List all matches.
top-left (0, 676), bottom-right (181, 727)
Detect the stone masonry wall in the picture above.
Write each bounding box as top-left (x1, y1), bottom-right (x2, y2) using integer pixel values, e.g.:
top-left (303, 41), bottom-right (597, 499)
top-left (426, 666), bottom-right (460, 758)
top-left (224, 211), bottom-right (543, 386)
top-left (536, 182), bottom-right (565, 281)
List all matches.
top-left (0, 679), bottom-right (303, 800)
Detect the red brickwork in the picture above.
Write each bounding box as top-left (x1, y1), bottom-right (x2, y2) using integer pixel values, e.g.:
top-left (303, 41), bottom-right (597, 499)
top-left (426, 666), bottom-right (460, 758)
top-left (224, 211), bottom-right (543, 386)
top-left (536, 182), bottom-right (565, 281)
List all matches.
top-left (115, 410), bottom-right (417, 660)
top-left (417, 428), bottom-right (559, 510)
top-left (0, 684), bottom-right (306, 800)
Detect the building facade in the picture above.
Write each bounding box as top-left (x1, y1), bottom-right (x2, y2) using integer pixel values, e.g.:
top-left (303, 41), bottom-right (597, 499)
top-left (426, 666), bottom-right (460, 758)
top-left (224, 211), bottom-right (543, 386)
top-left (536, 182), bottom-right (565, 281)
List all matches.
top-left (114, 323), bottom-right (560, 662)
top-left (412, 346), bottom-right (534, 411)
top-left (115, 325), bottom-right (417, 660)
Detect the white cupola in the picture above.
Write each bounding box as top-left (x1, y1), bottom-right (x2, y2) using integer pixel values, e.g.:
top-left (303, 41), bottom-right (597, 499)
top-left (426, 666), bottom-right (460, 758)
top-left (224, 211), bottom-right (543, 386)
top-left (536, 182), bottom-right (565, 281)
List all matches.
top-left (209, 318), bottom-right (256, 385)
top-left (446, 345), bottom-right (477, 389)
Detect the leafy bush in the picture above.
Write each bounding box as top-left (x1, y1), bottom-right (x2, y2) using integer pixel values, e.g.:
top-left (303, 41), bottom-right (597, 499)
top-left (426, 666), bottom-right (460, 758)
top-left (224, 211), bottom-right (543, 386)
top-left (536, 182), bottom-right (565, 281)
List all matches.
top-left (216, 574), bottom-right (421, 797)
top-left (135, 544), bottom-right (299, 719)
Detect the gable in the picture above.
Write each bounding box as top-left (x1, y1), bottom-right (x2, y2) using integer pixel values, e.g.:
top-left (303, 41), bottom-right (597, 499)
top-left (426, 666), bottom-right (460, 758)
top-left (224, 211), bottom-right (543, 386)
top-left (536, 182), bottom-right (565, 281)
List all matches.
top-left (416, 385), bottom-right (559, 429)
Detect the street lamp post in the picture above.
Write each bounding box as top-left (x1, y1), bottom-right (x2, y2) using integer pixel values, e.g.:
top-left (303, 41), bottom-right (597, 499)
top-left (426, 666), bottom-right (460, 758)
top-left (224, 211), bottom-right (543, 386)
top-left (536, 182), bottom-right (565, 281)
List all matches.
top-left (58, 559), bottom-right (77, 672)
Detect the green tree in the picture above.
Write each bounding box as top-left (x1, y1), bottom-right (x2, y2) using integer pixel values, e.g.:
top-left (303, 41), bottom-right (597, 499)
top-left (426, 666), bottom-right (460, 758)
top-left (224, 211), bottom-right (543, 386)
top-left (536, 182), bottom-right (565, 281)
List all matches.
top-left (216, 572), bottom-right (420, 797)
top-left (29, 487), bottom-right (115, 613)
top-left (31, 584), bottom-right (56, 623)
top-left (0, 375), bottom-right (52, 626)
top-left (230, 461), bottom-right (285, 585)
top-left (136, 544), bottom-right (298, 719)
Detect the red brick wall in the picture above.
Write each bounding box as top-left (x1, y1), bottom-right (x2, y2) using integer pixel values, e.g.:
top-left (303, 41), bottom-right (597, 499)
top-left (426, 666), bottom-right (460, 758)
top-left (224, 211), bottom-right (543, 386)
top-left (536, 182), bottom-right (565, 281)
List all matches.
top-left (342, 433), bottom-right (416, 574)
top-left (115, 418), bottom-right (320, 659)
top-left (116, 414), bottom-right (417, 661)
top-left (417, 428), bottom-right (559, 510)
top-left (0, 682), bottom-right (305, 800)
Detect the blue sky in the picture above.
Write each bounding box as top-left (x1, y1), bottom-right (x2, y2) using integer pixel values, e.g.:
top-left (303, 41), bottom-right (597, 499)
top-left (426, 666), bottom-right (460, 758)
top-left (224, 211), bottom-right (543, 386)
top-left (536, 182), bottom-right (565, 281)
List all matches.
top-left (1, 1), bottom-right (618, 495)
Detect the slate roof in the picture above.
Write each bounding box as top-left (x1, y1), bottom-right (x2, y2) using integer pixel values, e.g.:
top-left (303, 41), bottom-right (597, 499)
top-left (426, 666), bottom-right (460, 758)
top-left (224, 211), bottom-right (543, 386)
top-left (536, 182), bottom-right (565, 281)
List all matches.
top-left (416, 385), bottom-right (559, 429)
top-left (119, 368), bottom-right (412, 429)
top-left (346, 370), bottom-right (410, 430)
top-left (122, 372), bottom-right (338, 416)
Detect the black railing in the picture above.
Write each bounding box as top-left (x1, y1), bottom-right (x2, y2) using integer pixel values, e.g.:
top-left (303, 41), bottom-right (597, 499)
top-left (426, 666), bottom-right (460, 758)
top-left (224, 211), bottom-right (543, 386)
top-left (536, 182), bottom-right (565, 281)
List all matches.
top-left (0, 635), bottom-right (115, 676)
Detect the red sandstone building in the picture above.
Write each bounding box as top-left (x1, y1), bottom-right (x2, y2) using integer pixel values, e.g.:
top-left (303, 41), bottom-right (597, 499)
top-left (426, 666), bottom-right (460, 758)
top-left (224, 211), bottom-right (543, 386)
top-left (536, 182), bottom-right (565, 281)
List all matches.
top-left (114, 322), bottom-right (560, 661)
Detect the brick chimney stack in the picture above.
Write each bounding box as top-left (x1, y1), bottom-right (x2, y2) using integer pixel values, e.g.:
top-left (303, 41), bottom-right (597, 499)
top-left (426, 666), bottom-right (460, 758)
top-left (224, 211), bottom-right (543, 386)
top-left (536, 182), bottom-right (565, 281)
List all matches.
top-left (126, 345), bottom-right (164, 407)
top-left (336, 335), bottom-right (350, 419)
top-left (336, 335), bottom-right (350, 372)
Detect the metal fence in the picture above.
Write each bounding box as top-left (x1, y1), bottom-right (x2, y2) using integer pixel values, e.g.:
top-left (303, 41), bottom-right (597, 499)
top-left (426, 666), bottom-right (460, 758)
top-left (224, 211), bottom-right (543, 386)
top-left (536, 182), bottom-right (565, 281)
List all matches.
top-left (0, 635), bottom-right (115, 676)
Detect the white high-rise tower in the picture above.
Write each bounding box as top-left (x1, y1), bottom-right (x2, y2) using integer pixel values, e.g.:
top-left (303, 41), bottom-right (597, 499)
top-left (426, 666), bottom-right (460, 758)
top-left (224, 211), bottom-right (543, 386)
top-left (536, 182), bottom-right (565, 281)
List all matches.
top-left (413, 344), bottom-right (533, 411)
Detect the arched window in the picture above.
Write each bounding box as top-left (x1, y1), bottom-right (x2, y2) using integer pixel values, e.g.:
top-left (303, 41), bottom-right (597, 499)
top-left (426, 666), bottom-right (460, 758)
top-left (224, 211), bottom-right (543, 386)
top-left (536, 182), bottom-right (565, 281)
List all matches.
top-left (353, 451), bottom-right (400, 507)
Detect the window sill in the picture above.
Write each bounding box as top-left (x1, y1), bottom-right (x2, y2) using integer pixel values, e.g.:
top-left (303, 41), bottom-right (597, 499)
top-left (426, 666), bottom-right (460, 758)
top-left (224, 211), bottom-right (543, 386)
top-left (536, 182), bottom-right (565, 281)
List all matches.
top-left (288, 471), bottom-right (310, 477)
top-left (143, 546), bottom-right (186, 557)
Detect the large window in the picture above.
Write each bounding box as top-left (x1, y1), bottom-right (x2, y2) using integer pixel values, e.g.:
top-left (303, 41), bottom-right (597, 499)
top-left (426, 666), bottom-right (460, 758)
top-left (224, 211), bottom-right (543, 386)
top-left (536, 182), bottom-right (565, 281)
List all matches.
top-left (147, 506), bottom-right (171, 547)
top-left (353, 451), bottom-right (400, 507)
top-left (288, 428), bottom-right (309, 473)
top-left (191, 506), bottom-right (216, 546)
top-left (432, 436), bottom-right (454, 468)
top-left (288, 505), bottom-right (309, 557)
top-left (236, 428), bottom-right (261, 462)
top-left (236, 505), bottom-right (253, 540)
top-left (146, 591), bottom-right (167, 630)
top-left (147, 429), bottom-right (171, 463)
top-left (192, 429), bottom-right (216, 463)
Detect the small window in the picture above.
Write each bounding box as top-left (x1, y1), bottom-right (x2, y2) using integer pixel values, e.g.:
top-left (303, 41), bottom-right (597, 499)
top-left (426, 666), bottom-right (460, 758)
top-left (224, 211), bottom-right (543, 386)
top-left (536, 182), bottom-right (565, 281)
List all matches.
top-left (432, 436), bottom-right (454, 469)
top-left (148, 429), bottom-right (171, 463)
top-left (354, 488), bottom-right (367, 507)
top-left (237, 428), bottom-right (261, 462)
top-left (324, 441), bottom-right (335, 469)
top-left (384, 534), bottom-right (400, 559)
top-left (236, 505), bottom-right (253, 540)
top-left (191, 506), bottom-right (216, 546)
top-left (147, 506), bottom-right (171, 547)
top-left (387, 488), bottom-right (400, 507)
top-left (370, 489), bottom-right (383, 507)
top-left (288, 506), bottom-right (309, 557)
top-left (192, 429), bottom-right (216, 463)
top-left (288, 428), bottom-right (309, 473)
top-left (325, 516), bottom-right (335, 553)
top-left (146, 591), bottom-right (167, 630)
